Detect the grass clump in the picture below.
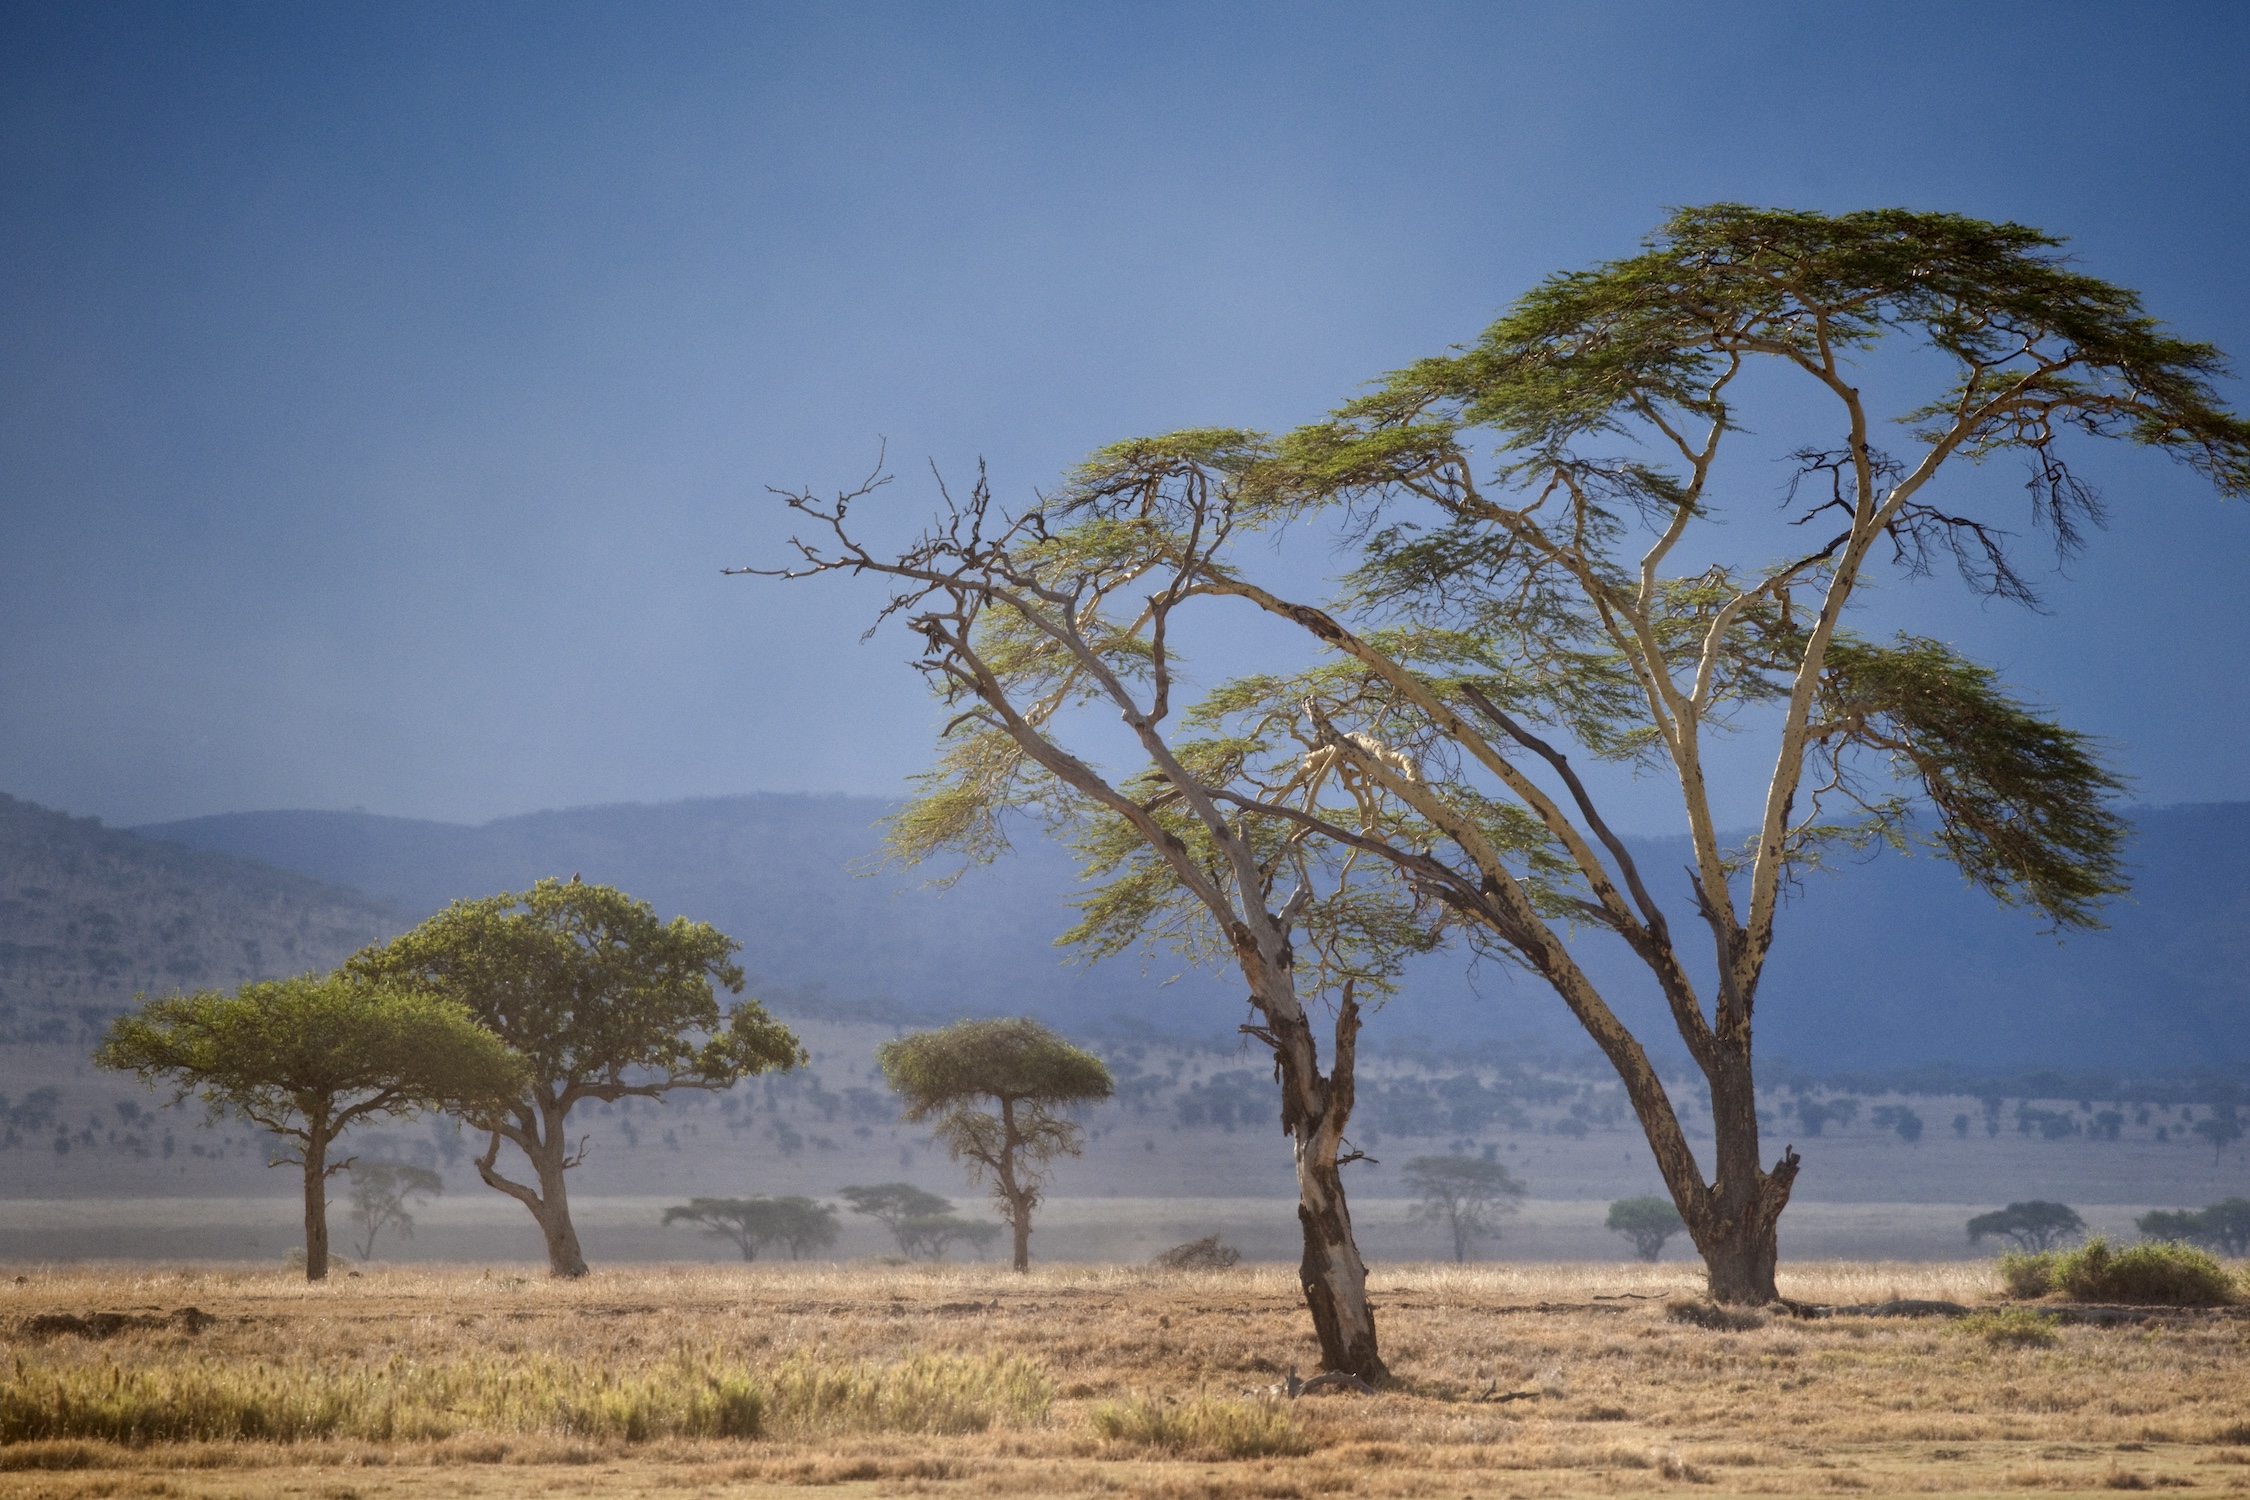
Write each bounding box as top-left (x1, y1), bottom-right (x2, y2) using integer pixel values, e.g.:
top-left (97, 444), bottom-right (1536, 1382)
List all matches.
top-left (1998, 1250), bottom-right (2057, 1298)
top-left (1957, 1307), bottom-right (2061, 1348)
top-left (2052, 1238), bottom-right (2238, 1306)
top-left (0, 1347), bottom-right (1047, 1447)
top-left (1090, 1395), bottom-right (1312, 1459)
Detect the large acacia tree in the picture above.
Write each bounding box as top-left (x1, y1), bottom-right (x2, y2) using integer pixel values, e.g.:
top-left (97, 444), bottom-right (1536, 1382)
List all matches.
top-left (1055, 206), bottom-right (2250, 1302)
top-left (348, 878), bottom-right (804, 1277)
top-left (879, 1018), bottom-right (1114, 1272)
top-left (96, 975), bottom-right (520, 1280)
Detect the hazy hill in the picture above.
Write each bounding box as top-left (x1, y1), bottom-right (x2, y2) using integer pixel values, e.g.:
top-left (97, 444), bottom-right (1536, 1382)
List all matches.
top-left (0, 794), bottom-right (404, 1042)
top-left (128, 794), bottom-right (2250, 1076)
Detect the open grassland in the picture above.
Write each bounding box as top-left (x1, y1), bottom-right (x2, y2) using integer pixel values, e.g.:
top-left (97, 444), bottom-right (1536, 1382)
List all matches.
top-left (1, 1260), bottom-right (2247, 1499)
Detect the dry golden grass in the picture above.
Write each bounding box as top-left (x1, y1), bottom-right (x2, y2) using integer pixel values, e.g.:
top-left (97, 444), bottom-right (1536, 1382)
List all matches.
top-left (1, 1259), bottom-right (2247, 1498)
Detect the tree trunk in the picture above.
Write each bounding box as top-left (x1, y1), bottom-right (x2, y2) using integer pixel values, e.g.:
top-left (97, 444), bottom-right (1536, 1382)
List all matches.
top-left (301, 1119), bottom-right (331, 1282)
top-left (1683, 1044), bottom-right (1798, 1304)
top-left (475, 1100), bottom-right (591, 1279)
top-left (1269, 985), bottom-right (1387, 1384)
top-left (530, 1135), bottom-right (590, 1278)
top-left (998, 1099), bottom-right (1031, 1272)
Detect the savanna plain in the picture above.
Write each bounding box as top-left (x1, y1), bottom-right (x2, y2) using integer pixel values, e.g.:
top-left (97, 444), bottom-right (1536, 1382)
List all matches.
top-left (3, 1259), bottom-right (2248, 1500)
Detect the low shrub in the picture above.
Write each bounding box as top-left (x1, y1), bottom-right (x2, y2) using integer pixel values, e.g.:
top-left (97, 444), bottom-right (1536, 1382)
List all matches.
top-left (1090, 1396), bottom-right (1311, 1459)
top-left (1998, 1251), bottom-right (2056, 1298)
top-left (1150, 1234), bottom-right (1242, 1269)
top-left (2052, 1238), bottom-right (2238, 1306)
top-left (1957, 1308), bottom-right (2061, 1348)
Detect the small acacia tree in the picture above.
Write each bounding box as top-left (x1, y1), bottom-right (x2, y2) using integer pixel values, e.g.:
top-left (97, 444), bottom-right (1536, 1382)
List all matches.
top-left (346, 1161), bottom-right (445, 1262)
top-left (878, 1018), bottom-right (1114, 1271)
top-left (1403, 1155), bottom-right (1525, 1262)
top-left (347, 878), bottom-right (804, 1277)
top-left (837, 1183), bottom-right (999, 1260)
top-left (1968, 1200), bottom-right (2085, 1252)
top-left (663, 1196), bottom-right (839, 1261)
top-left (1607, 1196), bottom-right (1688, 1262)
top-left (96, 976), bottom-right (519, 1280)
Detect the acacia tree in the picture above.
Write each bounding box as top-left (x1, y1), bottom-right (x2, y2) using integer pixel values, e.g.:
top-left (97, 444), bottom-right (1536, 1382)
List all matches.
top-left (837, 1183), bottom-right (1000, 1260)
top-left (1044, 206), bottom-right (2250, 1302)
top-left (746, 464), bottom-right (1429, 1381)
top-left (663, 1196), bottom-right (839, 1260)
top-left (1402, 1155), bottom-right (1525, 1262)
top-left (879, 1018), bottom-right (1114, 1271)
top-left (1968, 1200), bottom-right (2085, 1252)
top-left (347, 878), bottom-right (804, 1277)
top-left (1607, 1196), bottom-right (1688, 1262)
top-left (96, 976), bottom-right (519, 1280)
top-left (347, 1161), bottom-right (445, 1261)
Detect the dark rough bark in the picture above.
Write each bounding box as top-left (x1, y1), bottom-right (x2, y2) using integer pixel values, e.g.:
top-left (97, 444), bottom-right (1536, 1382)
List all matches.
top-left (1267, 985), bottom-right (1386, 1383)
top-left (997, 1098), bottom-right (1032, 1273)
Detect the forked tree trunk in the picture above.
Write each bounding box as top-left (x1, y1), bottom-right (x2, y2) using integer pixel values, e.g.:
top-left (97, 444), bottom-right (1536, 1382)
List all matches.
top-left (1266, 984), bottom-right (1386, 1383)
top-left (1690, 1043), bottom-right (1798, 1304)
top-left (301, 1119), bottom-right (332, 1282)
top-left (478, 1099), bottom-right (591, 1279)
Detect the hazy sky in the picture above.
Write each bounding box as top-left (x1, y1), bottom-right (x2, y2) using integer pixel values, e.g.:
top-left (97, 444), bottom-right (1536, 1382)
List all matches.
top-left (5, 2), bottom-right (2247, 830)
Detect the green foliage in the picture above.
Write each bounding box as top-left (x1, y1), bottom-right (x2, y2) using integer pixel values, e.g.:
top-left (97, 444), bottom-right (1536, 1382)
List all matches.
top-left (347, 878), bottom-right (802, 1101)
top-left (662, 1196), bottom-right (839, 1261)
top-left (345, 1161), bottom-right (444, 1262)
top-left (1606, 1196), bottom-right (1687, 1262)
top-left (1403, 1154), bottom-right (1526, 1263)
top-left (1090, 1395), bottom-right (1312, 1459)
top-left (2136, 1198), bottom-right (2250, 1257)
top-left (0, 1346), bottom-right (1048, 1446)
top-left (1956, 1307), bottom-right (2061, 1348)
top-left (2051, 1237), bottom-right (2238, 1306)
top-left (95, 975), bottom-right (521, 1142)
top-left (1997, 1251), bottom-right (2056, 1299)
top-left (1967, 1201), bottom-right (2085, 1253)
top-left (1814, 636), bottom-right (2127, 928)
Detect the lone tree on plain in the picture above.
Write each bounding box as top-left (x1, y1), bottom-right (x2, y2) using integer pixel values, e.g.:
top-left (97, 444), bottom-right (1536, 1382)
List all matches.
top-left (878, 1018), bottom-right (1114, 1271)
top-left (96, 975), bottom-right (519, 1281)
top-left (663, 1196), bottom-right (839, 1261)
top-left (1968, 1200), bottom-right (2085, 1252)
top-left (915, 206), bottom-right (2248, 1305)
top-left (1607, 1196), bottom-right (1688, 1262)
top-left (348, 878), bottom-right (804, 1277)
top-left (346, 1161), bottom-right (445, 1262)
top-left (1403, 1155), bottom-right (1526, 1262)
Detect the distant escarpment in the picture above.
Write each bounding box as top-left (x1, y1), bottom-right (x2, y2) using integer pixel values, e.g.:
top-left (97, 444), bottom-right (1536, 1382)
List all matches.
top-left (0, 794), bottom-right (404, 1043)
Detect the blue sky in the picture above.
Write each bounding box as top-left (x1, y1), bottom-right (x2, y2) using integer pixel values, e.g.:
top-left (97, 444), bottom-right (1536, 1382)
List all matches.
top-left (4, 1), bottom-right (2246, 829)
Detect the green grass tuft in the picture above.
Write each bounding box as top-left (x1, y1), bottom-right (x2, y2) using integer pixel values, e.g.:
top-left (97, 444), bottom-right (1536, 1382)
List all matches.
top-left (1957, 1307), bottom-right (2061, 1347)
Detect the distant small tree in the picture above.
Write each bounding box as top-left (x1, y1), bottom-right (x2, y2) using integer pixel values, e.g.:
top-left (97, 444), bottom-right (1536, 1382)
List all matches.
top-left (662, 1196), bottom-right (839, 1261)
top-left (2190, 1110), bottom-right (2244, 1161)
top-left (1403, 1155), bottom-right (1526, 1262)
top-left (840, 1182), bottom-right (954, 1254)
top-left (346, 1161), bottom-right (444, 1262)
top-left (2137, 1198), bottom-right (2250, 1257)
top-left (898, 1213), bottom-right (1004, 1261)
top-left (1870, 1104), bottom-right (1923, 1143)
top-left (1967, 1200), bottom-right (2085, 1252)
top-left (1607, 1195), bottom-right (1688, 1262)
top-left (96, 975), bottom-right (519, 1281)
top-left (877, 1019), bottom-right (1115, 1271)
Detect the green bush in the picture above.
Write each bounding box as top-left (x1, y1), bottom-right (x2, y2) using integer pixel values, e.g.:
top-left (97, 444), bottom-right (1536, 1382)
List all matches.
top-left (1997, 1251), bottom-right (2056, 1298)
top-left (2052, 1237), bottom-right (2238, 1306)
top-left (1956, 1308), bottom-right (2060, 1348)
